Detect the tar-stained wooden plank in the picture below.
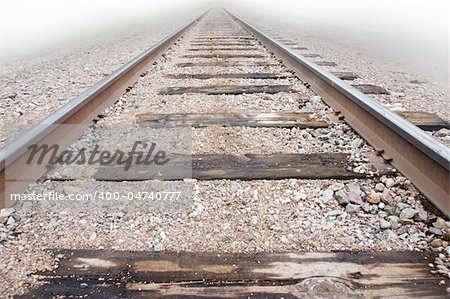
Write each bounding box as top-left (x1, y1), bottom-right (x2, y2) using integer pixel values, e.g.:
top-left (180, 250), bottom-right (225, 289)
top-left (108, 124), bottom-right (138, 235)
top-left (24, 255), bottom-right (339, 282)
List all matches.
top-left (158, 85), bottom-right (293, 95)
top-left (165, 73), bottom-right (291, 80)
top-left (192, 36), bottom-right (254, 40)
top-left (278, 39), bottom-right (297, 42)
top-left (302, 54), bottom-right (321, 58)
top-left (176, 62), bottom-right (280, 67)
top-left (352, 84), bottom-right (390, 95)
top-left (94, 153), bottom-right (364, 181)
top-left (187, 47), bottom-right (258, 51)
top-left (181, 54), bottom-right (266, 58)
top-left (135, 112), bottom-right (328, 128)
top-left (291, 46), bottom-right (308, 50)
top-left (190, 42), bottom-right (254, 46)
top-left (316, 61), bottom-right (338, 66)
top-left (397, 111), bottom-right (449, 131)
top-left (19, 250), bottom-right (447, 298)
top-left (332, 72), bottom-right (359, 80)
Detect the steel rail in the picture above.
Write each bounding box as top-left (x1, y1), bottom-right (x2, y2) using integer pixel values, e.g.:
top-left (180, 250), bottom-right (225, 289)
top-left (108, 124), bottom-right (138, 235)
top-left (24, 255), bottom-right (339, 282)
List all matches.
top-left (227, 11), bottom-right (450, 216)
top-left (0, 12), bottom-right (207, 208)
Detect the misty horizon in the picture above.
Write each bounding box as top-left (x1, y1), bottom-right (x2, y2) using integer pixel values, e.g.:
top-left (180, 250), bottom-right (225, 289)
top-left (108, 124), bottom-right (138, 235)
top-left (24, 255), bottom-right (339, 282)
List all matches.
top-left (0, 0), bottom-right (448, 88)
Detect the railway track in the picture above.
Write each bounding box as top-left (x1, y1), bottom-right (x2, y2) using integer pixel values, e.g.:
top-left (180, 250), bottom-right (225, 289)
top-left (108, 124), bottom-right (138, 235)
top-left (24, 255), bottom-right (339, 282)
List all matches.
top-left (1, 8), bottom-right (449, 298)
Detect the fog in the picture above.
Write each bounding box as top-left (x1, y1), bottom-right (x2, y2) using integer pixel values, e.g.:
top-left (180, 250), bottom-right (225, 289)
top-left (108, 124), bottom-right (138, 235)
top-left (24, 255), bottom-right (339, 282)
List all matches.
top-left (1, 0), bottom-right (448, 87)
top-left (0, 0), bottom-right (210, 59)
top-left (225, 0), bottom-right (449, 88)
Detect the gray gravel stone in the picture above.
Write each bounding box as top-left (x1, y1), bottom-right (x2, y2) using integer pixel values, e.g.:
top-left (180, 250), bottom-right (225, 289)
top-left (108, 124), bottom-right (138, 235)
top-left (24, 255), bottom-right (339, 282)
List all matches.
top-left (445, 247), bottom-right (450, 255)
top-left (415, 207), bottom-right (428, 222)
top-left (400, 208), bottom-right (418, 219)
top-left (396, 202), bottom-right (410, 210)
top-left (345, 182), bottom-right (361, 194)
top-left (326, 210), bottom-right (343, 217)
top-left (321, 189), bottom-right (334, 203)
top-left (345, 203), bottom-right (361, 214)
top-left (361, 203), bottom-right (371, 213)
top-left (428, 227), bottom-right (443, 236)
top-left (350, 138), bottom-right (363, 148)
top-left (388, 216), bottom-right (400, 230)
top-left (334, 190), bottom-right (349, 206)
top-left (6, 217), bottom-right (15, 226)
top-left (375, 183), bottom-right (385, 192)
top-left (347, 191), bottom-right (363, 204)
top-left (379, 219), bottom-right (391, 229)
top-left (0, 208), bottom-right (15, 224)
top-left (330, 182), bottom-right (344, 191)
top-left (385, 178), bottom-right (395, 188)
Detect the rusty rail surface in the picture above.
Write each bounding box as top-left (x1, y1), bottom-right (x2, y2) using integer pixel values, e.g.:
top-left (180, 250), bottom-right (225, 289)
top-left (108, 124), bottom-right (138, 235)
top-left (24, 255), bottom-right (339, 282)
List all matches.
top-left (227, 11), bottom-right (450, 216)
top-left (0, 13), bottom-right (206, 208)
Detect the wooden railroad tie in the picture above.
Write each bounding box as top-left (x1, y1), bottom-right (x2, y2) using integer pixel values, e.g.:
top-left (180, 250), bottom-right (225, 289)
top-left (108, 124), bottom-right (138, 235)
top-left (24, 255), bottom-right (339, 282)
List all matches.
top-left (19, 249), bottom-right (447, 298)
top-left (290, 46), bottom-right (309, 50)
top-left (191, 36), bottom-right (254, 40)
top-left (190, 42), bottom-right (254, 46)
top-left (135, 112), bottom-right (328, 128)
top-left (316, 61), bottom-right (338, 66)
top-left (164, 73), bottom-right (292, 80)
top-left (187, 47), bottom-right (259, 51)
top-left (397, 111), bottom-right (449, 131)
top-left (158, 85), bottom-right (294, 95)
top-left (352, 84), bottom-right (390, 95)
top-left (94, 153), bottom-right (364, 181)
top-left (302, 54), bottom-right (321, 58)
top-left (181, 54), bottom-right (265, 59)
top-left (332, 72), bottom-right (359, 80)
top-left (176, 62), bottom-right (280, 67)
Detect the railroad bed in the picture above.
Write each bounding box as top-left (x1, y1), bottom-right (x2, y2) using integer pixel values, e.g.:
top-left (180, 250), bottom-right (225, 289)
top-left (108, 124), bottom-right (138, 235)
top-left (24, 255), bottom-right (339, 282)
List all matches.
top-left (1, 9), bottom-right (449, 298)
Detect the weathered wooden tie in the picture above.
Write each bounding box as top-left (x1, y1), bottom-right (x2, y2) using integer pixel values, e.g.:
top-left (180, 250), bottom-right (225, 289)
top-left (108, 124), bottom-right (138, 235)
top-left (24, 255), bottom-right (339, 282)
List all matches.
top-left (332, 72), bottom-right (359, 80)
top-left (158, 85), bottom-right (294, 95)
top-left (316, 61), bottom-right (338, 66)
top-left (135, 112), bottom-right (328, 128)
top-left (187, 47), bottom-right (259, 51)
top-left (182, 54), bottom-right (266, 59)
top-left (276, 39), bottom-right (295, 43)
top-left (352, 84), bottom-right (390, 95)
top-left (165, 73), bottom-right (291, 80)
top-left (291, 46), bottom-right (308, 50)
top-left (19, 250), bottom-right (447, 298)
top-left (329, 110), bottom-right (448, 131)
top-left (190, 42), bottom-right (254, 46)
top-left (94, 153), bottom-right (363, 181)
top-left (397, 111), bottom-right (449, 131)
top-left (192, 36), bottom-right (254, 40)
top-left (302, 54), bottom-right (321, 58)
top-left (176, 62), bottom-right (280, 67)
